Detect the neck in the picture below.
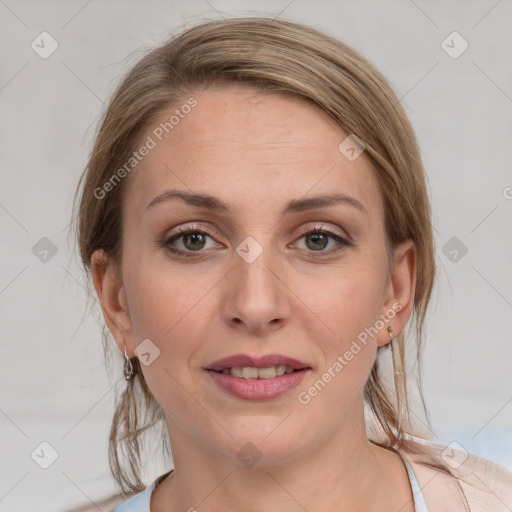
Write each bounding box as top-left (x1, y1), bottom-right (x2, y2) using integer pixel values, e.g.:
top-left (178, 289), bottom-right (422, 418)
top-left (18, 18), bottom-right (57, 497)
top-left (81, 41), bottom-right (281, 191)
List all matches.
top-left (154, 402), bottom-right (409, 512)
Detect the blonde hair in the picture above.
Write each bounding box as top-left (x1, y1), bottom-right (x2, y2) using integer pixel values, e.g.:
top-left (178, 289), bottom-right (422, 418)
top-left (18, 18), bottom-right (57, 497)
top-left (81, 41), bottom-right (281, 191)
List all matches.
top-left (74, 16), bottom-right (438, 494)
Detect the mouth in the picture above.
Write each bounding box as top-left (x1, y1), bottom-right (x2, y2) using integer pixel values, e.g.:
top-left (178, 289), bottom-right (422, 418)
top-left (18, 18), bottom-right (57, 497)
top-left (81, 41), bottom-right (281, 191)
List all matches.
top-left (209, 365), bottom-right (305, 379)
top-left (205, 353), bottom-right (311, 375)
top-left (204, 353), bottom-right (311, 400)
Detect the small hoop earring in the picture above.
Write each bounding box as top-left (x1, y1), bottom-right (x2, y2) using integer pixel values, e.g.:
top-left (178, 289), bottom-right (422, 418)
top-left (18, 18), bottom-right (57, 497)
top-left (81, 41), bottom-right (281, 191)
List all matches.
top-left (386, 325), bottom-right (393, 350)
top-left (124, 346), bottom-right (134, 380)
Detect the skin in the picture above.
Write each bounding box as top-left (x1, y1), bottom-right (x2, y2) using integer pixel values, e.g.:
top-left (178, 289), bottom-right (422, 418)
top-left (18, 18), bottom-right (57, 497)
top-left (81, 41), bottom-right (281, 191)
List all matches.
top-left (92, 85), bottom-right (417, 512)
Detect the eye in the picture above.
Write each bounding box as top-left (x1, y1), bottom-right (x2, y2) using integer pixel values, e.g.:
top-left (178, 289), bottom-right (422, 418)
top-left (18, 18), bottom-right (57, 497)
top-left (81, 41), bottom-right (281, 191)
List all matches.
top-left (294, 225), bottom-right (351, 255)
top-left (162, 226), bottom-right (220, 257)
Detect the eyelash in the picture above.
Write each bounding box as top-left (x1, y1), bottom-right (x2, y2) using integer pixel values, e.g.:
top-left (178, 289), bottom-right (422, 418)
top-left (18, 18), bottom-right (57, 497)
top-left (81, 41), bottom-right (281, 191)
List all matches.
top-left (160, 224), bottom-right (351, 259)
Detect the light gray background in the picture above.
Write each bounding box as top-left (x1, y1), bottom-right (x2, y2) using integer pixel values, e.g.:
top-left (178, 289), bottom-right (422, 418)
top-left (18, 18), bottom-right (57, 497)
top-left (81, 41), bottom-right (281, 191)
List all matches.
top-left (1, 1), bottom-right (511, 511)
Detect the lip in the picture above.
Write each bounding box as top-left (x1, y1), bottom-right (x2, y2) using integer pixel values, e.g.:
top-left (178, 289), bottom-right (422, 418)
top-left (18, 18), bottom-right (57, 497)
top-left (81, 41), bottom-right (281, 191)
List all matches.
top-left (204, 353), bottom-right (311, 372)
top-left (204, 353), bottom-right (312, 401)
top-left (207, 368), bottom-right (311, 400)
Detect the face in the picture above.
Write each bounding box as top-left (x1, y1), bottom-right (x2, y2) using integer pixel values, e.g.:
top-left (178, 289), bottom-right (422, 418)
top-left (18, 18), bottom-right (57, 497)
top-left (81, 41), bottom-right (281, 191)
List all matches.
top-left (94, 85), bottom-right (414, 466)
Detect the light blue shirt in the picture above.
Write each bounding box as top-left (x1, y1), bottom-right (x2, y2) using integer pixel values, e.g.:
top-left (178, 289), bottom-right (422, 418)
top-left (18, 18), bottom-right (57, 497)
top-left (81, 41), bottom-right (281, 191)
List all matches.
top-left (399, 454), bottom-right (429, 512)
top-left (112, 463), bottom-right (428, 512)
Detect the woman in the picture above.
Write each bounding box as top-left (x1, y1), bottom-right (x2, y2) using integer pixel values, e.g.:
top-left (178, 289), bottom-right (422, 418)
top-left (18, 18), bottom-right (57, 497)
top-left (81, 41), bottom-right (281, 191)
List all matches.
top-left (73, 16), bottom-right (512, 512)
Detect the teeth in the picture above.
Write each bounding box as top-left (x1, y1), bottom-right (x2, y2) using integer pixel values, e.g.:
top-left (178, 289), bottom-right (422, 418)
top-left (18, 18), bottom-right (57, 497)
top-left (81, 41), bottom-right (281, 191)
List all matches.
top-left (276, 365), bottom-right (287, 376)
top-left (257, 366), bottom-right (277, 379)
top-left (222, 365), bottom-right (298, 379)
top-left (242, 367), bottom-right (259, 379)
top-left (231, 367), bottom-right (243, 377)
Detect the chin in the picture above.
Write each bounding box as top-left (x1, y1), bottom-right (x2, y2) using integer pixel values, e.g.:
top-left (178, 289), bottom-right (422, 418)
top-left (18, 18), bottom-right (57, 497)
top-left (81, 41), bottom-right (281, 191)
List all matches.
top-left (212, 423), bottom-right (308, 467)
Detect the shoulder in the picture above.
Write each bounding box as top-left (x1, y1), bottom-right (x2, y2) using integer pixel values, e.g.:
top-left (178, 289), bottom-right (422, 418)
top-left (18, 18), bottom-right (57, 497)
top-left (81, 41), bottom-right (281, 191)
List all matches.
top-left (399, 433), bottom-right (512, 511)
top-left (110, 482), bottom-right (157, 512)
top-left (110, 471), bottom-right (172, 512)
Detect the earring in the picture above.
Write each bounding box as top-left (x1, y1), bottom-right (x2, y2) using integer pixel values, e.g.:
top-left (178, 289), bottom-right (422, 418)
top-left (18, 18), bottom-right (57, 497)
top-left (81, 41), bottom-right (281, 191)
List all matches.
top-left (124, 346), bottom-right (134, 380)
top-left (387, 326), bottom-right (404, 377)
top-left (388, 326), bottom-right (408, 437)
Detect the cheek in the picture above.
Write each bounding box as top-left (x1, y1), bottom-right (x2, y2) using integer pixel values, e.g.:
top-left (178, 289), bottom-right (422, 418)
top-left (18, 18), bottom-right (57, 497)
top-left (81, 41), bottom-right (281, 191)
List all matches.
top-left (122, 252), bottom-right (218, 386)
top-left (123, 240), bottom-right (211, 341)
top-left (337, 270), bottom-right (385, 337)
top-left (296, 259), bottom-right (387, 346)
top-left (293, 274), bottom-right (383, 419)
top-left (293, 256), bottom-right (387, 390)
top-left (123, 263), bottom-right (211, 425)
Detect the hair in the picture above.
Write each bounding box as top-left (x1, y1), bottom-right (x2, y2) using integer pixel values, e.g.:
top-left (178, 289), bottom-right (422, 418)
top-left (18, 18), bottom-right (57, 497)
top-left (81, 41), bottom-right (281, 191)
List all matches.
top-left (74, 16), bottom-right (443, 495)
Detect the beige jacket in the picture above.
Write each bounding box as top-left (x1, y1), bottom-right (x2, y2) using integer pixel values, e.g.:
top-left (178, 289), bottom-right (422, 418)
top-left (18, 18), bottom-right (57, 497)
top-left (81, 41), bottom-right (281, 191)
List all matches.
top-left (400, 434), bottom-right (512, 511)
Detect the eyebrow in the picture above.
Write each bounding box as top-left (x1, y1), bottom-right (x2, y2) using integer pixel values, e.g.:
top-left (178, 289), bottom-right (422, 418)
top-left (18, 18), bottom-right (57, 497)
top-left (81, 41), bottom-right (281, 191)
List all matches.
top-left (145, 189), bottom-right (367, 215)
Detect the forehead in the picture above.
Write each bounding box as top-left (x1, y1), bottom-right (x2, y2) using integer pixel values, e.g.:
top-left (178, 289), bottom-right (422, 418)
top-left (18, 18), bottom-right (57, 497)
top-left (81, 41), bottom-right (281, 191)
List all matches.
top-left (123, 85), bottom-right (382, 219)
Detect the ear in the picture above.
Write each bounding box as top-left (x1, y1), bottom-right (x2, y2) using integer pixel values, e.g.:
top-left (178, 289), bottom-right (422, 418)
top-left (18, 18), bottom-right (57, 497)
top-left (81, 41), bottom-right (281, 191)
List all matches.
top-left (376, 239), bottom-right (416, 347)
top-left (91, 249), bottom-right (134, 356)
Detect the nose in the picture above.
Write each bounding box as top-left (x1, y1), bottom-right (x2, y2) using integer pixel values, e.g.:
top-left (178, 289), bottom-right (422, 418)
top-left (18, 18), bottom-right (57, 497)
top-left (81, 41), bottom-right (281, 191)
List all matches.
top-left (221, 242), bottom-right (291, 335)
